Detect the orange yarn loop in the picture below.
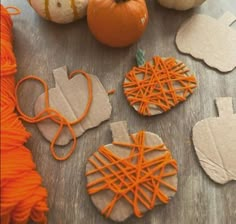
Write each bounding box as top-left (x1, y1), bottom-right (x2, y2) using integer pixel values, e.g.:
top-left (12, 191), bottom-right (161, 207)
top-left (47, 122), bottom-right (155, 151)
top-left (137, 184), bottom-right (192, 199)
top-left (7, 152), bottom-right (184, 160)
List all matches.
top-left (0, 4), bottom-right (48, 224)
top-left (123, 56), bottom-right (197, 116)
top-left (5, 6), bottom-right (21, 16)
top-left (15, 70), bottom-right (93, 161)
top-left (86, 131), bottom-right (178, 218)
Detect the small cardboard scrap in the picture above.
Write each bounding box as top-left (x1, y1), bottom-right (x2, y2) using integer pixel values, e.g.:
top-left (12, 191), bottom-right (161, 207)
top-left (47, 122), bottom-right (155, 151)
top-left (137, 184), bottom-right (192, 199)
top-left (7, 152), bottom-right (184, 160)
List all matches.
top-left (176, 12), bottom-right (236, 72)
top-left (86, 121), bottom-right (178, 222)
top-left (34, 66), bottom-right (112, 145)
top-left (192, 97), bottom-right (236, 184)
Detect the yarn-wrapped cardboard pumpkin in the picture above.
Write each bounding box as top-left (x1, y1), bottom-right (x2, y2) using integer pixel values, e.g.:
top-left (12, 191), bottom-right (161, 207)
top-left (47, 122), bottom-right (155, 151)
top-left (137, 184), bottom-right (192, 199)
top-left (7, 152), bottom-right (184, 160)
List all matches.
top-left (123, 50), bottom-right (197, 116)
top-left (158, 0), bottom-right (206, 10)
top-left (27, 0), bottom-right (88, 24)
top-left (86, 121), bottom-right (178, 222)
top-left (192, 98), bottom-right (236, 184)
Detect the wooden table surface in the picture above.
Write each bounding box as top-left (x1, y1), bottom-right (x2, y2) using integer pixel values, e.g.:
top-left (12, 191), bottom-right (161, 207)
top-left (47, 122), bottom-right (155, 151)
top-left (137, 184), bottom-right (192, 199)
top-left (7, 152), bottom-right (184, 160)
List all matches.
top-left (2, 0), bottom-right (236, 223)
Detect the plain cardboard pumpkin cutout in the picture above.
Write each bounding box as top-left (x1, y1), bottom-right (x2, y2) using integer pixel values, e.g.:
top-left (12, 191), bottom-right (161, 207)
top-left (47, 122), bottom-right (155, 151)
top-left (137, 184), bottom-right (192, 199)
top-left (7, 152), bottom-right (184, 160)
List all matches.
top-left (176, 12), bottom-right (236, 73)
top-left (86, 121), bottom-right (178, 222)
top-left (34, 66), bottom-right (112, 146)
top-left (192, 98), bottom-right (236, 184)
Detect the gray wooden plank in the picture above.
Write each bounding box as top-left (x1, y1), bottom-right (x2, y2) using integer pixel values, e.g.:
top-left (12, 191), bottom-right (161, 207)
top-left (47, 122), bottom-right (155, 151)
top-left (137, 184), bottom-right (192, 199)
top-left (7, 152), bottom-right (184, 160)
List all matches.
top-left (1, 0), bottom-right (236, 224)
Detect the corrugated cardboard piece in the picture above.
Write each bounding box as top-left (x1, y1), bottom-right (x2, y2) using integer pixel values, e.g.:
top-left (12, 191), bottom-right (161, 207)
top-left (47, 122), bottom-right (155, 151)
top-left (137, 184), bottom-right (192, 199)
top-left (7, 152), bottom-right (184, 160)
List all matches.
top-left (192, 97), bottom-right (236, 184)
top-left (86, 121), bottom-right (178, 222)
top-left (34, 66), bottom-right (112, 145)
top-left (176, 12), bottom-right (236, 72)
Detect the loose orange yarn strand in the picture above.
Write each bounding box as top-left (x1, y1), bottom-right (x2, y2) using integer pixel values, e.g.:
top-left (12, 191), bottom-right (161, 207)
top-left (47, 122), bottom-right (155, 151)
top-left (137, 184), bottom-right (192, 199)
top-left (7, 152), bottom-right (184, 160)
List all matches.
top-left (124, 56), bottom-right (197, 116)
top-left (0, 5), bottom-right (48, 224)
top-left (107, 89), bottom-right (116, 95)
top-left (86, 131), bottom-right (178, 218)
top-left (15, 70), bottom-right (93, 161)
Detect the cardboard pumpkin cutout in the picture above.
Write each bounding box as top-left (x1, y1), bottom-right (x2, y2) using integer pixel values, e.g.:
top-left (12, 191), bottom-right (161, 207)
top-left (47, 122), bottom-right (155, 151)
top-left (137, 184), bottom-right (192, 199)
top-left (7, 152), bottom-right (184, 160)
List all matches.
top-left (192, 98), bottom-right (236, 184)
top-left (176, 12), bottom-right (236, 73)
top-left (86, 121), bottom-right (178, 222)
top-left (123, 50), bottom-right (197, 116)
top-left (35, 66), bottom-right (112, 146)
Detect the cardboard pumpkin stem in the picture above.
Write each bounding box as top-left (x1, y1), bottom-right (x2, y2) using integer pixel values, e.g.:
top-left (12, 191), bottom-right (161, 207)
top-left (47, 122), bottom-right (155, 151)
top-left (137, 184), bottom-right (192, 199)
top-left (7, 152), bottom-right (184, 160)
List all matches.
top-left (53, 66), bottom-right (68, 83)
top-left (218, 11), bottom-right (236, 26)
top-left (215, 97), bottom-right (234, 117)
top-left (136, 49), bottom-right (145, 67)
top-left (110, 121), bottom-right (131, 142)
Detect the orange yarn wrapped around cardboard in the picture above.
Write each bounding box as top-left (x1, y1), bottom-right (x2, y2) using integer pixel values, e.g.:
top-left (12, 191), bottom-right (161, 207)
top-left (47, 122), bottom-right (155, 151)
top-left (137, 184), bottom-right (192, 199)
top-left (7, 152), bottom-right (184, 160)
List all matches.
top-left (86, 121), bottom-right (178, 222)
top-left (124, 55), bottom-right (197, 116)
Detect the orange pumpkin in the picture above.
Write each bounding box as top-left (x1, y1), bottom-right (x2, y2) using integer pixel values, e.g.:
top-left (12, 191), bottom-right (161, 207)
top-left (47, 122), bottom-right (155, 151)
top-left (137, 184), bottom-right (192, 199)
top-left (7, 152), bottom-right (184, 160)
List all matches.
top-left (87, 0), bottom-right (148, 47)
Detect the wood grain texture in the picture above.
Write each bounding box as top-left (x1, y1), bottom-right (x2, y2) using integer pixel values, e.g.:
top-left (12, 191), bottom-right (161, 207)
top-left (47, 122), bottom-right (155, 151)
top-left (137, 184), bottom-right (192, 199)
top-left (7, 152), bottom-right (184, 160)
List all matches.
top-left (2, 0), bottom-right (236, 223)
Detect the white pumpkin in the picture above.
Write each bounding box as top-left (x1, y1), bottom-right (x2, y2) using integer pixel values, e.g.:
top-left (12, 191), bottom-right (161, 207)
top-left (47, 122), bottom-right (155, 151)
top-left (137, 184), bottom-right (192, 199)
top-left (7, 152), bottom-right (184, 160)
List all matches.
top-left (158, 0), bottom-right (206, 10)
top-left (28, 0), bottom-right (88, 24)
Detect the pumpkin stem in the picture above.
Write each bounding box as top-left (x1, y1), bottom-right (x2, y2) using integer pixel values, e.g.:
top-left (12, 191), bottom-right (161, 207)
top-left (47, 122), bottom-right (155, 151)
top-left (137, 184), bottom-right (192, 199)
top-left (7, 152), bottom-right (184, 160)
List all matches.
top-left (136, 49), bottom-right (145, 67)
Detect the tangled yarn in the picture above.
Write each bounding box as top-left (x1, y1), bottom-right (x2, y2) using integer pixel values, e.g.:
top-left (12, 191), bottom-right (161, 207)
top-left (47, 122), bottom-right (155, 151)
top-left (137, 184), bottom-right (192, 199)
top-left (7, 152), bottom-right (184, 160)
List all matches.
top-left (0, 5), bottom-right (48, 224)
top-left (15, 69), bottom-right (116, 160)
top-left (15, 70), bottom-right (93, 161)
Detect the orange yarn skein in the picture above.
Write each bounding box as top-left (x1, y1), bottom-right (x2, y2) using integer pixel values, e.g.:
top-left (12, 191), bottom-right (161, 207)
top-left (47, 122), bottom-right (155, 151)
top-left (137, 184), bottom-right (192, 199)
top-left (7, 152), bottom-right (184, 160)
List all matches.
top-left (0, 5), bottom-right (48, 224)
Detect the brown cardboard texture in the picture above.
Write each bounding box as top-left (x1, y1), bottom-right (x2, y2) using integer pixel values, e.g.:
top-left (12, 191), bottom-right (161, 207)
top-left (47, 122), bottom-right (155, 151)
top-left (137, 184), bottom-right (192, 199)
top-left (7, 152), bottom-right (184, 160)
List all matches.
top-left (176, 12), bottom-right (236, 72)
top-left (86, 121), bottom-right (178, 222)
top-left (34, 66), bottom-right (112, 145)
top-left (192, 97), bottom-right (236, 184)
